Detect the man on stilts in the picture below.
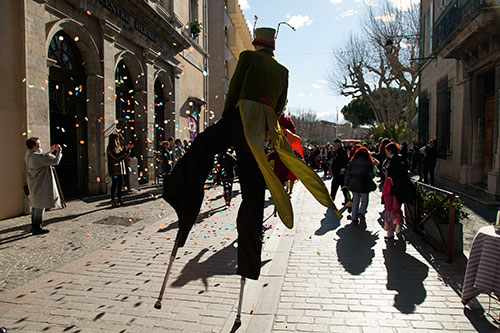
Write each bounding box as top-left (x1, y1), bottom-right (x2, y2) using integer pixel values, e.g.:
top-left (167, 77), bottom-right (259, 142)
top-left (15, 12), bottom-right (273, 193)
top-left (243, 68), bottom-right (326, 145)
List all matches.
top-left (157, 22), bottom-right (340, 321)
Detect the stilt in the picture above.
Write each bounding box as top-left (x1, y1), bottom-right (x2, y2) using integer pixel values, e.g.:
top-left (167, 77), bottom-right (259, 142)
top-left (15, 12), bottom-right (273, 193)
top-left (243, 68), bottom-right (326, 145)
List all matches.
top-left (235, 277), bottom-right (246, 324)
top-left (154, 235), bottom-right (181, 309)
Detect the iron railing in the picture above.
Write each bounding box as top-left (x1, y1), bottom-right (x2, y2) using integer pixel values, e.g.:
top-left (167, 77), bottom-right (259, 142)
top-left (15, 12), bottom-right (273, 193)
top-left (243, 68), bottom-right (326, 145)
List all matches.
top-left (432, 0), bottom-right (488, 51)
top-left (406, 182), bottom-right (457, 263)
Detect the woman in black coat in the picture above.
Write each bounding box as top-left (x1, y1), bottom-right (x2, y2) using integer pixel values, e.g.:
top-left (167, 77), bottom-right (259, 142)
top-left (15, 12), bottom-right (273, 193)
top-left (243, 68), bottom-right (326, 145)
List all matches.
top-left (345, 146), bottom-right (376, 227)
top-left (107, 133), bottom-right (133, 207)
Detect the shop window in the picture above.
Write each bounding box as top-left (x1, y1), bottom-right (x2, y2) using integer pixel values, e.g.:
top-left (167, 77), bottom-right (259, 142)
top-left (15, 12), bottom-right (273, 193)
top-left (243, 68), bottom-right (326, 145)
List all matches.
top-left (436, 83), bottom-right (451, 158)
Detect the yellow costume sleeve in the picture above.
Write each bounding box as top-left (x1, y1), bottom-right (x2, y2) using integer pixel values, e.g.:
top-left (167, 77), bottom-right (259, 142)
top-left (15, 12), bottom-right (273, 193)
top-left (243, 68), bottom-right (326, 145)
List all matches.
top-left (239, 99), bottom-right (341, 229)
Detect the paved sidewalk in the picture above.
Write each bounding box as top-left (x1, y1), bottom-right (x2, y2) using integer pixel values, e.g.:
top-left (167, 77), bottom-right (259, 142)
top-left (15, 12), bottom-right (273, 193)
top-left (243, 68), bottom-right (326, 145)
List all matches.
top-left (0, 178), bottom-right (499, 332)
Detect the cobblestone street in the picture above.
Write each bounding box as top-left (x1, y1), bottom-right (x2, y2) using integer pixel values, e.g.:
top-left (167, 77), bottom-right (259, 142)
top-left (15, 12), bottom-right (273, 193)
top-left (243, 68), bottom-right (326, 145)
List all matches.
top-left (0, 178), bottom-right (499, 332)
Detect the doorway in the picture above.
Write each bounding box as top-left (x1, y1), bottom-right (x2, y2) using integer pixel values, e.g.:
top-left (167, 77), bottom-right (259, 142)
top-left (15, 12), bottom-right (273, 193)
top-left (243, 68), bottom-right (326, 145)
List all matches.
top-left (48, 31), bottom-right (88, 199)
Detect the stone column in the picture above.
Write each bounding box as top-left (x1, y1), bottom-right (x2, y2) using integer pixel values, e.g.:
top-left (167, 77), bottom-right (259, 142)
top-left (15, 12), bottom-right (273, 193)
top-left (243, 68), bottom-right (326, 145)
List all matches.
top-left (143, 48), bottom-right (159, 182)
top-left (487, 61), bottom-right (500, 197)
top-left (86, 74), bottom-right (105, 194)
top-left (26, 1), bottom-right (51, 149)
top-left (100, 20), bottom-right (120, 192)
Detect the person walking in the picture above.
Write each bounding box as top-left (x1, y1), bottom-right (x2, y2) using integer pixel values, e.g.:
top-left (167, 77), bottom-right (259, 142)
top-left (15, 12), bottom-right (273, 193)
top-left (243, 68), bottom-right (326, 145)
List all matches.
top-left (163, 26), bottom-right (336, 281)
top-left (24, 137), bottom-right (63, 235)
top-left (345, 146), bottom-right (376, 227)
top-left (330, 138), bottom-right (351, 206)
top-left (381, 142), bottom-right (415, 240)
top-left (218, 148), bottom-right (237, 206)
top-left (422, 138), bottom-right (438, 186)
top-left (107, 133), bottom-right (133, 208)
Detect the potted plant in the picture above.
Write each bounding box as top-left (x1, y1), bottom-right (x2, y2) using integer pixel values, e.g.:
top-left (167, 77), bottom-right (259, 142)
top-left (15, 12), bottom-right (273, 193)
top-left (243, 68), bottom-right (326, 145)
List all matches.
top-left (420, 192), bottom-right (469, 253)
top-left (190, 19), bottom-right (202, 39)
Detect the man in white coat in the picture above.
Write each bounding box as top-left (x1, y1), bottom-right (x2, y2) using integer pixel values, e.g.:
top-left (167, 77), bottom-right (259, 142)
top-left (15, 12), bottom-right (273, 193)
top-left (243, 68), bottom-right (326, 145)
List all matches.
top-left (25, 137), bottom-right (62, 235)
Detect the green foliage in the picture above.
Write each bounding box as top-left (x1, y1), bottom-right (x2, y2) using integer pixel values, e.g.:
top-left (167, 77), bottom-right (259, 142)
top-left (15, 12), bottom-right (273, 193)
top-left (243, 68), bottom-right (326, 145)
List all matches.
top-left (190, 20), bottom-right (202, 39)
top-left (369, 120), bottom-right (412, 142)
top-left (421, 191), bottom-right (469, 224)
top-left (341, 97), bottom-right (376, 128)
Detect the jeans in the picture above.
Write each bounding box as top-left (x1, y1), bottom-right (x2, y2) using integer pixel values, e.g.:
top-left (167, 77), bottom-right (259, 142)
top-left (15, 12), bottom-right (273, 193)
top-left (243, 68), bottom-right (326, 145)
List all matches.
top-left (351, 192), bottom-right (369, 221)
top-left (31, 207), bottom-right (45, 231)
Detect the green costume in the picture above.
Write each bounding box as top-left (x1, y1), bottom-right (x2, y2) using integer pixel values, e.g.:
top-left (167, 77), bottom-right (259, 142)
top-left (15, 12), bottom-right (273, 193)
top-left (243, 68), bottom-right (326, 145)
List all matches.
top-left (163, 31), bottom-right (339, 280)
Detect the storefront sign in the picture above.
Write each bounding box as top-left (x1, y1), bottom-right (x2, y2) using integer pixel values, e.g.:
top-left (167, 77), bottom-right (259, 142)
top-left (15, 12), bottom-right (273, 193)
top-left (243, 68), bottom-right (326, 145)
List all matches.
top-left (98, 0), bottom-right (158, 43)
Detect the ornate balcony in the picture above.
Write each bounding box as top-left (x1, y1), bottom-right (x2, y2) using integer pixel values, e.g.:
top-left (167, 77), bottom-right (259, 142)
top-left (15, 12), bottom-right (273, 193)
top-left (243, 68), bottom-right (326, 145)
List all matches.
top-left (432, 0), bottom-right (488, 52)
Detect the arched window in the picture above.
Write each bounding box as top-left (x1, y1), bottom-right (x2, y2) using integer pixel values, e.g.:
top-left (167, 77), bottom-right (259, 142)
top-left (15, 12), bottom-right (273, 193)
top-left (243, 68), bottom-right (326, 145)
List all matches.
top-left (48, 30), bottom-right (87, 198)
top-left (115, 60), bottom-right (136, 149)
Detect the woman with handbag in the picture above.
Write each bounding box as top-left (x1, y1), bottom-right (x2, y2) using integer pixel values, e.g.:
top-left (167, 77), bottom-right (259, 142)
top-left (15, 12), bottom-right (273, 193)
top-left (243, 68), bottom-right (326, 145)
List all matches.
top-left (381, 142), bottom-right (410, 240)
top-left (345, 146), bottom-right (376, 227)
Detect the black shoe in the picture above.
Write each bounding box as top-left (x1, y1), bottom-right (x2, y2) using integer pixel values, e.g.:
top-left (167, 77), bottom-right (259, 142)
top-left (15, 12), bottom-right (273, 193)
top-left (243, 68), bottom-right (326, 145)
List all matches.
top-left (32, 229), bottom-right (50, 235)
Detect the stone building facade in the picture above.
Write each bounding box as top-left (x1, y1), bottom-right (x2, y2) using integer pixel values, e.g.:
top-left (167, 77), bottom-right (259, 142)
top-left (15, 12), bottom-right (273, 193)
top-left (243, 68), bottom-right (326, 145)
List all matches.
top-left (0, 0), bottom-right (208, 219)
top-left (208, 0), bottom-right (253, 121)
top-left (419, 0), bottom-right (500, 199)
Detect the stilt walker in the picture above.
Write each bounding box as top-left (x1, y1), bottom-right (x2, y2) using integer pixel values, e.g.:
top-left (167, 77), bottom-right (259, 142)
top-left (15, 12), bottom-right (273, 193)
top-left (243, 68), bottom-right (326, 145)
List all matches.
top-left (158, 19), bottom-right (341, 320)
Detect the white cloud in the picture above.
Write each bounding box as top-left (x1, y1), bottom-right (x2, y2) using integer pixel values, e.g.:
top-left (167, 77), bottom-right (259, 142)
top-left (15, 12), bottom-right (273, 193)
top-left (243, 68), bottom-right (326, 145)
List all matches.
top-left (297, 93), bottom-right (313, 97)
top-left (389, 0), bottom-right (418, 11)
top-left (238, 0), bottom-right (250, 10)
top-left (364, 0), bottom-right (375, 5)
top-left (287, 15), bottom-right (313, 29)
top-left (311, 83), bottom-right (322, 89)
top-left (375, 12), bottom-right (396, 22)
top-left (317, 79), bottom-right (328, 84)
top-left (329, 0), bottom-right (343, 3)
top-left (336, 9), bottom-right (357, 19)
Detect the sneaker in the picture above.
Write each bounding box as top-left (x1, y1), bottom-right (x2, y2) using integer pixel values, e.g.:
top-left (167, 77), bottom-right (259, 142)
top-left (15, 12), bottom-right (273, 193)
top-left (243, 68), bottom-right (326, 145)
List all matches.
top-left (32, 229), bottom-right (50, 235)
top-left (384, 230), bottom-right (394, 240)
top-left (351, 219), bottom-right (359, 226)
top-left (111, 199), bottom-right (119, 208)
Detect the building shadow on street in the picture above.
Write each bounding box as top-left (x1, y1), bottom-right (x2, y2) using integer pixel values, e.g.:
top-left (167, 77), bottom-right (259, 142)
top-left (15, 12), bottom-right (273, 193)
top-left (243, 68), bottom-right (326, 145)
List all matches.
top-left (315, 208), bottom-right (342, 236)
top-left (0, 208), bottom-right (107, 247)
top-left (336, 224), bottom-right (379, 275)
top-left (383, 240), bottom-right (428, 313)
top-left (171, 241), bottom-right (270, 292)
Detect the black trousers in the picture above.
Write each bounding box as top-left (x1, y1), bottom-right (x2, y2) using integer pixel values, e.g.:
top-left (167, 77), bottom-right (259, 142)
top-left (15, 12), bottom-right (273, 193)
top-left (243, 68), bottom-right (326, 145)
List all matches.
top-left (331, 174), bottom-right (349, 202)
top-left (422, 164), bottom-right (435, 186)
top-left (110, 175), bottom-right (123, 200)
top-left (163, 111), bottom-right (265, 280)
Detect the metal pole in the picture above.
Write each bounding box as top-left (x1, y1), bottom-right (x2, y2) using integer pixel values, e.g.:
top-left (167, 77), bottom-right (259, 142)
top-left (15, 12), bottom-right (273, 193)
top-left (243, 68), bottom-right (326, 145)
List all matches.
top-left (235, 277), bottom-right (246, 324)
top-left (447, 198), bottom-right (456, 263)
top-left (154, 235), bottom-right (181, 309)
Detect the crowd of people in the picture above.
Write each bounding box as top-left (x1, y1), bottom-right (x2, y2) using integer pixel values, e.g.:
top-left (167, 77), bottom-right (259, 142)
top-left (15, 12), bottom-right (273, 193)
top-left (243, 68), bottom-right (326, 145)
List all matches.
top-left (294, 137), bottom-right (437, 239)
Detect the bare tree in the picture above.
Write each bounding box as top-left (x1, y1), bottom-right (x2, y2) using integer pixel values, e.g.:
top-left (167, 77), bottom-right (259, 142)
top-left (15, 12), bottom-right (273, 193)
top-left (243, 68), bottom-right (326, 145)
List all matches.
top-left (328, 0), bottom-right (419, 126)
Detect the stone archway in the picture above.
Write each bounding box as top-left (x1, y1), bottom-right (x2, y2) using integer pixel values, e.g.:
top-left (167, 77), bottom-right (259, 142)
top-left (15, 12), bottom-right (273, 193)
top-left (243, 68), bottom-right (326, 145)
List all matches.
top-left (46, 19), bottom-right (103, 196)
top-left (114, 52), bottom-right (147, 183)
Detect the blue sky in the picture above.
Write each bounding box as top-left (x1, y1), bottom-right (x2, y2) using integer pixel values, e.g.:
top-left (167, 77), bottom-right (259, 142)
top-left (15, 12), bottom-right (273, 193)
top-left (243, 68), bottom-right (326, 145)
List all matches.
top-left (238, 0), bottom-right (416, 123)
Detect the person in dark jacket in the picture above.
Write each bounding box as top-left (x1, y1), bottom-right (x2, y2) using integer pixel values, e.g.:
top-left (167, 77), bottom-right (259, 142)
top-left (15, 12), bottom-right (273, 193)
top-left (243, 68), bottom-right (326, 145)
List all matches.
top-left (107, 133), bottom-right (133, 207)
top-left (330, 138), bottom-right (351, 205)
top-left (382, 142), bottom-right (416, 239)
top-left (345, 146), bottom-right (376, 227)
top-left (422, 138), bottom-right (437, 185)
top-left (219, 148), bottom-right (237, 206)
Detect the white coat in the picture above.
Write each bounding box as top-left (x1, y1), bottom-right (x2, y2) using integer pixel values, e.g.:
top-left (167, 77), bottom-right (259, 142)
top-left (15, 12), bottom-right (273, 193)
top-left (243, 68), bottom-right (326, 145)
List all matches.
top-left (25, 149), bottom-right (62, 209)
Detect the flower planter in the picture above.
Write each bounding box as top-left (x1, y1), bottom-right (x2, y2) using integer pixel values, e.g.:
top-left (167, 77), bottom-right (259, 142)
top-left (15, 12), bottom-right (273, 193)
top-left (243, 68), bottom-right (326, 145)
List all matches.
top-left (423, 218), bottom-right (464, 254)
